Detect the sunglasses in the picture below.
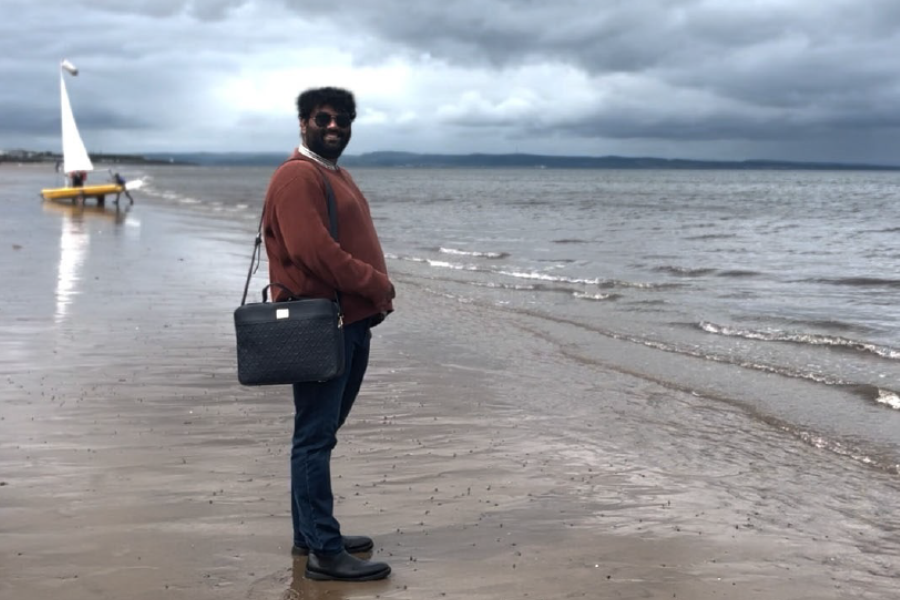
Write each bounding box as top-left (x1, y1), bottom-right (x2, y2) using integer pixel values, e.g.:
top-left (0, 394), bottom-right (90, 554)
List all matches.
top-left (313, 112), bottom-right (352, 128)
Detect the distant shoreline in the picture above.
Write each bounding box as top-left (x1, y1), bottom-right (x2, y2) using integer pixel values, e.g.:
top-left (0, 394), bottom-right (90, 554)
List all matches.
top-left (145, 151), bottom-right (900, 171)
top-left (0, 150), bottom-right (179, 166)
top-left (4, 149), bottom-right (899, 171)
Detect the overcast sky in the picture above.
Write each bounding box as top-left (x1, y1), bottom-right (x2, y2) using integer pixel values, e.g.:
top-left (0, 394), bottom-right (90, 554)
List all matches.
top-left (3, 0), bottom-right (900, 163)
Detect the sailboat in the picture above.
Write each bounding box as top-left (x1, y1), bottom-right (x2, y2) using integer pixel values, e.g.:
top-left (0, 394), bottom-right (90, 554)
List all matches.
top-left (40, 60), bottom-right (141, 205)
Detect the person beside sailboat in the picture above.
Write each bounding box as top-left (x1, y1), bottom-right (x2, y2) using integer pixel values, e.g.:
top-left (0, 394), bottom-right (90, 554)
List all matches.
top-left (40, 59), bottom-right (142, 205)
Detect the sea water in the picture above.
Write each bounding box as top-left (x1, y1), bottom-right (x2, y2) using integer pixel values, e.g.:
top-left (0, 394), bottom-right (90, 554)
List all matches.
top-left (4, 163), bottom-right (900, 592)
top-left (132, 165), bottom-right (900, 474)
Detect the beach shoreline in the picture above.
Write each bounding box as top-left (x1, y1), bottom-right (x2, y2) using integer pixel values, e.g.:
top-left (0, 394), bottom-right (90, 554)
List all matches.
top-left (1, 172), bottom-right (897, 599)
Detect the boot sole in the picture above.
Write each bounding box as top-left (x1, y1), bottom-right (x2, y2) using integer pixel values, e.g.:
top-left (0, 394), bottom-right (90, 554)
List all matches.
top-left (304, 565), bottom-right (391, 581)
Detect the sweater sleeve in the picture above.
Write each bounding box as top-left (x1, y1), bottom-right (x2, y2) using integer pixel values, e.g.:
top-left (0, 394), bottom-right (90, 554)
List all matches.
top-left (269, 166), bottom-right (392, 303)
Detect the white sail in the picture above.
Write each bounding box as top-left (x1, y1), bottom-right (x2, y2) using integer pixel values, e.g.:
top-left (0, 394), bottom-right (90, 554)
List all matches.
top-left (60, 62), bottom-right (93, 175)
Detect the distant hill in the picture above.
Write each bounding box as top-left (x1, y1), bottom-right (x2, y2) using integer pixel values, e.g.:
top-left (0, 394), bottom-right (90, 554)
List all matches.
top-left (142, 152), bottom-right (288, 166)
top-left (0, 149), bottom-right (175, 165)
top-left (140, 151), bottom-right (900, 171)
top-left (340, 152), bottom-right (900, 170)
top-left (10, 149), bottom-right (899, 170)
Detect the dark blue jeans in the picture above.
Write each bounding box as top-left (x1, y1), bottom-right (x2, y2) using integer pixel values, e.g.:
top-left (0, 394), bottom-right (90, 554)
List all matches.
top-left (290, 319), bottom-right (371, 555)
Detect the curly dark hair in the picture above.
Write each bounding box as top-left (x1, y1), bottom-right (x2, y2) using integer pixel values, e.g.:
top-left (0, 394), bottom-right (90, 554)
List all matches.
top-left (296, 87), bottom-right (357, 122)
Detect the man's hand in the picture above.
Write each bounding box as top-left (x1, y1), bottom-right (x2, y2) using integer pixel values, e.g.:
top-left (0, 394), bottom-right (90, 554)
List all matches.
top-left (375, 282), bottom-right (395, 313)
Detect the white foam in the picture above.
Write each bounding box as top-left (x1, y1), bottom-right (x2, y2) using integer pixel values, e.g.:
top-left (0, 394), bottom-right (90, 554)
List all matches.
top-left (876, 390), bottom-right (900, 410)
top-left (385, 253), bottom-right (426, 263)
top-left (700, 321), bottom-right (900, 360)
top-left (426, 259), bottom-right (481, 271)
top-left (573, 291), bottom-right (613, 301)
top-left (497, 270), bottom-right (604, 285)
top-left (439, 247), bottom-right (507, 259)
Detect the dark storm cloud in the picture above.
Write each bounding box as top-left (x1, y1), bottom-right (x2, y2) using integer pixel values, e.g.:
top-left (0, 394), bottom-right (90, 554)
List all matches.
top-left (1, 0), bottom-right (249, 149)
top-left (280, 0), bottom-right (900, 146)
top-left (53, 0), bottom-right (250, 20)
top-left (0, 106), bottom-right (57, 137)
top-left (279, 0), bottom-right (880, 73)
top-left (4, 0), bottom-right (900, 161)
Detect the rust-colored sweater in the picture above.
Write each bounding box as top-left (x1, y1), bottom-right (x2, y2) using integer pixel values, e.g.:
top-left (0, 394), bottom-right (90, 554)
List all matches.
top-left (263, 152), bottom-right (393, 325)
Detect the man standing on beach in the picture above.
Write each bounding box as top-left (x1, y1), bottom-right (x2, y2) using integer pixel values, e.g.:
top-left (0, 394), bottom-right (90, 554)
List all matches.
top-left (262, 87), bottom-right (395, 582)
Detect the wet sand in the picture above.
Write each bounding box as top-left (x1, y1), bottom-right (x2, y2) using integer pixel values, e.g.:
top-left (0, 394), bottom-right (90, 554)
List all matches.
top-left (1, 171), bottom-right (893, 599)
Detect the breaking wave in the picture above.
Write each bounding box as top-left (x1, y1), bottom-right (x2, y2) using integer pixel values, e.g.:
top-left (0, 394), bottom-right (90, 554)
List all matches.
top-left (438, 247), bottom-right (510, 259)
top-left (698, 321), bottom-right (900, 361)
top-left (876, 389), bottom-right (900, 410)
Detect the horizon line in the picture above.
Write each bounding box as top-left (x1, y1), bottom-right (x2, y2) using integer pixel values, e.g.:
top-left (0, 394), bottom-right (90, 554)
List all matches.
top-left (4, 148), bottom-right (899, 168)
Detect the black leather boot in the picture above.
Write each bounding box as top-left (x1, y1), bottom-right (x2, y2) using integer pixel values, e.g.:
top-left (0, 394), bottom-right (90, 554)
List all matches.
top-left (305, 550), bottom-right (391, 581)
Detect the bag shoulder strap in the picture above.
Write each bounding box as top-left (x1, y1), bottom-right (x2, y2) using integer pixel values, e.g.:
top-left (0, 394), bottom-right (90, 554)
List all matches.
top-left (240, 158), bottom-right (340, 307)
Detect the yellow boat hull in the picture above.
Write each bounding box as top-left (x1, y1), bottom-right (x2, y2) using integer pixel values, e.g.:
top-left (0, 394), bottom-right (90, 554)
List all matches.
top-left (41, 183), bottom-right (125, 201)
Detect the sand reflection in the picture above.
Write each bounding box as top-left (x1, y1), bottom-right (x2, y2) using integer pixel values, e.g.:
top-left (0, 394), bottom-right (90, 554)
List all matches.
top-left (54, 209), bottom-right (89, 324)
top-left (42, 198), bottom-right (132, 224)
top-left (47, 201), bottom-right (135, 324)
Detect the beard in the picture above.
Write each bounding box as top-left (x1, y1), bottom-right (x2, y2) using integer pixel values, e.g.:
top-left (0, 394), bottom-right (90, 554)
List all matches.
top-left (305, 126), bottom-right (351, 161)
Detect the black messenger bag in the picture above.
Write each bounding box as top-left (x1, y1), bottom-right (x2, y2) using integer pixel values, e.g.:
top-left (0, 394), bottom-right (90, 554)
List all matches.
top-left (233, 165), bottom-right (345, 385)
